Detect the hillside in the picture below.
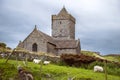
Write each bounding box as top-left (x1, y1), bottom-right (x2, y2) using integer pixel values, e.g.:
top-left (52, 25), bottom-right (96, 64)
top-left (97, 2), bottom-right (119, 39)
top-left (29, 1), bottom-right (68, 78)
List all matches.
top-left (81, 50), bottom-right (120, 63)
top-left (103, 54), bottom-right (120, 62)
top-left (0, 59), bottom-right (120, 80)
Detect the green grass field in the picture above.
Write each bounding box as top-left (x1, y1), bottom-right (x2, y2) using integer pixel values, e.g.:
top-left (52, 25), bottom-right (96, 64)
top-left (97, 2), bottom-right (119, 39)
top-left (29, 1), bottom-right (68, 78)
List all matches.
top-left (0, 59), bottom-right (120, 80)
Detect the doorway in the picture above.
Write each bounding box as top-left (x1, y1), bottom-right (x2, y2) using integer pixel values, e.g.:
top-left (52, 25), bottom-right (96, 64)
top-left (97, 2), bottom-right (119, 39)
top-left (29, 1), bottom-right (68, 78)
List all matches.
top-left (32, 43), bottom-right (37, 52)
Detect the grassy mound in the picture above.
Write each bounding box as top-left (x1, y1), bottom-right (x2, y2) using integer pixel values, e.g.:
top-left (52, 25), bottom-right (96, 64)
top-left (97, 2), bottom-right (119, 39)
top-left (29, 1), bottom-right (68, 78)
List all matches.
top-left (0, 59), bottom-right (120, 80)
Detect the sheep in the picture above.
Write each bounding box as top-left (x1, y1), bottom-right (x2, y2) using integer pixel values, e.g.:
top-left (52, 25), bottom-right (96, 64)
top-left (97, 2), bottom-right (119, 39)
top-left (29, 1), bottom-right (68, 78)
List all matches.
top-left (43, 61), bottom-right (51, 65)
top-left (94, 65), bottom-right (103, 72)
top-left (33, 59), bottom-right (41, 64)
top-left (0, 53), bottom-right (7, 58)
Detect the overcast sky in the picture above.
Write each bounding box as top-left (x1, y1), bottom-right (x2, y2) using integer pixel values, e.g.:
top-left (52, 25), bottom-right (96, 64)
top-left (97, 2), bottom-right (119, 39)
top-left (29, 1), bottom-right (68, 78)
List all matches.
top-left (0, 0), bottom-right (120, 55)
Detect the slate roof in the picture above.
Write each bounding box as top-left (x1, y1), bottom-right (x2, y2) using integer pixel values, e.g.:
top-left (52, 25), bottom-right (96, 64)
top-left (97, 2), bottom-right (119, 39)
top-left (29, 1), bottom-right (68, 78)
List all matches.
top-left (55, 40), bottom-right (79, 49)
top-left (37, 30), bottom-right (55, 44)
top-left (58, 7), bottom-right (68, 16)
top-left (56, 7), bottom-right (75, 23)
top-left (21, 26), bottom-right (55, 45)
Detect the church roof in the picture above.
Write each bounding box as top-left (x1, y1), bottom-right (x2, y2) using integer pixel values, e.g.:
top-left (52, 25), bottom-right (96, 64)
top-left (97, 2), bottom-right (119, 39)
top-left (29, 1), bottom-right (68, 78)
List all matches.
top-left (55, 40), bottom-right (79, 49)
top-left (21, 26), bottom-right (55, 45)
top-left (52, 7), bottom-right (76, 23)
top-left (58, 7), bottom-right (68, 16)
top-left (37, 30), bottom-right (55, 44)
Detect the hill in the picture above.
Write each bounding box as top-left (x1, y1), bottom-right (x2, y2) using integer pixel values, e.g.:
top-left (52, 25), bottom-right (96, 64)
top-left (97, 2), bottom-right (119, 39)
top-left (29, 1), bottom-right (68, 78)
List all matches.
top-left (0, 59), bottom-right (120, 80)
top-left (103, 54), bottom-right (120, 62)
top-left (81, 50), bottom-right (120, 63)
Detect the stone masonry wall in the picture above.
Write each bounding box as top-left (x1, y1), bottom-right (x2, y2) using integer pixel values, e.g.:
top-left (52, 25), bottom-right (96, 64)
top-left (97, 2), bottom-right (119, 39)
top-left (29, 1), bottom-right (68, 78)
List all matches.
top-left (52, 20), bottom-right (70, 39)
top-left (52, 15), bottom-right (75, 40)
top-left (23, 30), bottom-right (47, 53)
top-left (47, 42), bottom-right (56, 55)
top-left (69, 20), bottom-right (75, 39)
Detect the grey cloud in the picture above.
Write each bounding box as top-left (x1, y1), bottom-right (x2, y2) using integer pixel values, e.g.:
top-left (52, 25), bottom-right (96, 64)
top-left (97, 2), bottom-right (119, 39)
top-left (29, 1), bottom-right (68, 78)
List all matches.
top-left (0, 0), bottom-right (120, 54)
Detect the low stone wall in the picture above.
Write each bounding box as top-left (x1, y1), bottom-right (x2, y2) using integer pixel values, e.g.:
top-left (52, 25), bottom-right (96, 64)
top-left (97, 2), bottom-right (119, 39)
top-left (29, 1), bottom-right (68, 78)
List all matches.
top-left (0, 51), bottom-right (60, 63)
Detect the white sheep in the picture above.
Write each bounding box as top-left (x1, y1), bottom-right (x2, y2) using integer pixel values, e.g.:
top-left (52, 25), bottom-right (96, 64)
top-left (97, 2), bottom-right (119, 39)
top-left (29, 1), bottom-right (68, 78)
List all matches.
top-left (0, 53), bottom-right (7, 58)
top-left (43, 61), bottom-right (51, 65)
top-left (94, 65), bottom-right (103, 72)
top-left (33, 59), bottom-right (41, 64)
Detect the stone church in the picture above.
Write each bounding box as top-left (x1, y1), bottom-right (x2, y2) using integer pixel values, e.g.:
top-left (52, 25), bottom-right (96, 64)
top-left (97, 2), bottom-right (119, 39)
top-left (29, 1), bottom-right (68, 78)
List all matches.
top-left (17, 7), bottom-right (81, 55)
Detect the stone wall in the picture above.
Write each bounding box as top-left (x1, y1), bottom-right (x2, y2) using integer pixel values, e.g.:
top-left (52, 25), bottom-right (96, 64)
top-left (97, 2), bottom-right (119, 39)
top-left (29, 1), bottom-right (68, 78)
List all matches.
top-left (52, 20), bottom-right (70, 39)
top-left (52, 13), bottom-right (75, 40)
top-left (69, 20), bottom-right (75, 39)
top-left (76, 40), bottom-right (81, 54)
top-left (76, 45), bottom-right (80, 54)
top-left (22, 30), bottom-right (47, 53)
top-left (47, 42), bottom-right (56, 55)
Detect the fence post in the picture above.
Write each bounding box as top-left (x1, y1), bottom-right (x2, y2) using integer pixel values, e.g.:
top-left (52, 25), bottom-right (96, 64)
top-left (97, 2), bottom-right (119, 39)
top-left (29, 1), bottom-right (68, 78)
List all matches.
top-left (5, 48), bottom-right (16, 63)
top-left (104, 60), bottom-right (107, 80)
top-left (39, 53), bottom-right (46, 80)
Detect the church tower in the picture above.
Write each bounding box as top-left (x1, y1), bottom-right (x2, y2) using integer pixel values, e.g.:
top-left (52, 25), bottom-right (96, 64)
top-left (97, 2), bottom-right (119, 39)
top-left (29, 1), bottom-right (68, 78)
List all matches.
top-left (52, 7), bottom-right (76, 40)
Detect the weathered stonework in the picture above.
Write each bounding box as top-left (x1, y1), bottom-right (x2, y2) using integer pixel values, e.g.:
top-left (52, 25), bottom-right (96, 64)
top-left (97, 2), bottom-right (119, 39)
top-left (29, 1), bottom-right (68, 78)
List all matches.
top-left (19, 27), bottom-right (47, 53)
top-left (52, 7), bottom-right (75, 40)
top-left (17, 7), bottom-right (81, 55)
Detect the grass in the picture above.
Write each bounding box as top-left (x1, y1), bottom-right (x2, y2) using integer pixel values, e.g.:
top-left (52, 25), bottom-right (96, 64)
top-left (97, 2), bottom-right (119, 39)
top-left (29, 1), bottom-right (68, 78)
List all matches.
top-left (103, 56), bottom-right (120, 62)
top-left (81, 50), bottom-right (98, 56)
top-left (81, 50), bottom-right (120, 62)
top-left (0, 59), bottom-right (120, 80)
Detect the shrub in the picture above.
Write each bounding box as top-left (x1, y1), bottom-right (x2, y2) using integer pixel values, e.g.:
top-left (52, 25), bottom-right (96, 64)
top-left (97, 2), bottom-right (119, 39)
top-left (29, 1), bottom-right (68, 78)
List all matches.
top-left (60, 54), bottom-right (98, 67)
top-left (0, 42), bottom-right (6, 48)
top-left (6, 47), bottom-right (12, 50)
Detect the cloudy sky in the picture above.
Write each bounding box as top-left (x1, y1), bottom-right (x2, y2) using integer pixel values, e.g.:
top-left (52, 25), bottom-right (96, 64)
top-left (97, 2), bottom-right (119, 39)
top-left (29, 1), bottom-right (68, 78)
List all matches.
top-left (0, 0), bottom-right (120, 55)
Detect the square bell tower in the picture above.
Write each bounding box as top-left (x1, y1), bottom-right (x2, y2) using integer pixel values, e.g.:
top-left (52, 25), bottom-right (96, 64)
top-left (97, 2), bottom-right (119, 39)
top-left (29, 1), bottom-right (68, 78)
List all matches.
top-left (52, 7), bottom-right (76, 40)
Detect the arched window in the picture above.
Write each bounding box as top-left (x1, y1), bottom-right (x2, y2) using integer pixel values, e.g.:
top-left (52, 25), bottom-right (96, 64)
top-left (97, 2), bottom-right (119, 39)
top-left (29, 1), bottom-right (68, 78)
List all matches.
top-left (32, 43), bottom-right (37, 52)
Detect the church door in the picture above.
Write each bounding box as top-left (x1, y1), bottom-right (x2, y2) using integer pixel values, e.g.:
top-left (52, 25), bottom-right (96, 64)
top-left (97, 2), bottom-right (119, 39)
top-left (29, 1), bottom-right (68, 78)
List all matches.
top-left (32, 43), bottom-right (37, 52)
